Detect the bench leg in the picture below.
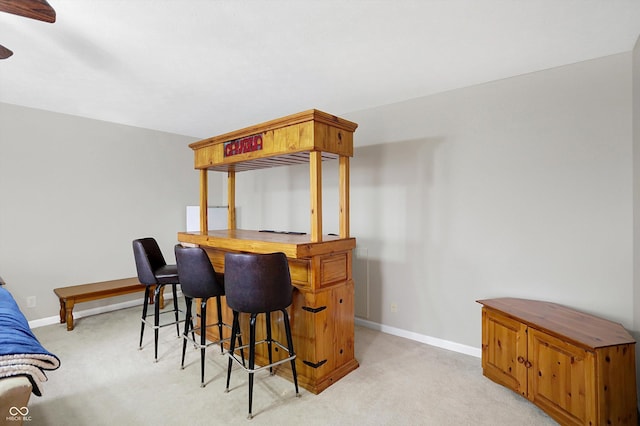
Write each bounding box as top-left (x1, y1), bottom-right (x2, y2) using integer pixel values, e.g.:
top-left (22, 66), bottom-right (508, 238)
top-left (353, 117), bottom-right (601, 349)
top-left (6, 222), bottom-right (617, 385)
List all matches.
top-left (65, 299), bottom-right (75, 331)
top-left (159, 286), bottom-right (165, 309)
top-left (149, 285), bottom-right (165, 309)
top-left (58, 299), bottom-right (66, 324)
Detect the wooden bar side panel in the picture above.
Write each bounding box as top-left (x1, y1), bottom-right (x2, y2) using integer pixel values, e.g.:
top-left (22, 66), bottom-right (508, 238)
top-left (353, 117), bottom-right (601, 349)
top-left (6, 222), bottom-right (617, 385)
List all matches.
top-left (288, 258), bottom-right (311, 289)
top-left (332, 281), bottom-right (356, 369)
top-left (313, 122), bottom-right (353, 157)
top-left (318, 252), bottom-right (349, 288)
top-left (290, 289), bottom-right (333, 384)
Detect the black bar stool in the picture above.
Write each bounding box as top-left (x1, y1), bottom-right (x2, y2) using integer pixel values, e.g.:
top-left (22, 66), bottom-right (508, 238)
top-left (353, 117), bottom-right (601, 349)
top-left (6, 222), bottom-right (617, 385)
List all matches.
top-left (224, 252), bottom-right (300, 419)
top-left (132, 237), bottom-right (183, 362)
top-left (175, 244), bottom-right (243, 387)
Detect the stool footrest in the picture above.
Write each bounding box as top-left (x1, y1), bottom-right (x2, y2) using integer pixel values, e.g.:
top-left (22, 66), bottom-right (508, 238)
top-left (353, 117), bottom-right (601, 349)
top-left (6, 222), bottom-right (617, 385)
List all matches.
top-left (141, 311), bottom-right (185, 330)
top-left (182, 322), bottom-right (233, 349)
top-left (227, 339), bottom-right (296, 374)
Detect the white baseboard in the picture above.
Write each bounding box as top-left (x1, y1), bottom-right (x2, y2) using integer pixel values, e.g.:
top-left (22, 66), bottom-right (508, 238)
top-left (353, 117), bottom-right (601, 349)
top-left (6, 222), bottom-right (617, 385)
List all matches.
top-left (28, 291), bottom-right (181, 330)
top-left (355, 317), bottom-right (482, 358)
top-left (30, 296), bottom-right (481, 359)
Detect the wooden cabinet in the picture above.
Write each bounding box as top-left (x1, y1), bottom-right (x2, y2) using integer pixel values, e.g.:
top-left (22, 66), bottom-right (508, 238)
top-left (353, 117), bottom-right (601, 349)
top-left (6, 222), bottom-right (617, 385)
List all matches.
top-left (478, 298), bottom-right (637, 425)
top-left (177, 110), bottom-right (359, 394)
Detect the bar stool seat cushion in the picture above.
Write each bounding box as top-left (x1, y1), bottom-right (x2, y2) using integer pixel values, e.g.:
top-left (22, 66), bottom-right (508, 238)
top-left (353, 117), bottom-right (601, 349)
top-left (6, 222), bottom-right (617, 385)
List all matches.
top-left (154, 265), bottom-right (179, 284)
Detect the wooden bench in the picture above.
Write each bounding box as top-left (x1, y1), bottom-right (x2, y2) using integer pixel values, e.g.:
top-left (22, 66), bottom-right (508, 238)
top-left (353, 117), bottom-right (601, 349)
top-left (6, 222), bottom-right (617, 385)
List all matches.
top-left (53, 277), bottom-right (163, 331)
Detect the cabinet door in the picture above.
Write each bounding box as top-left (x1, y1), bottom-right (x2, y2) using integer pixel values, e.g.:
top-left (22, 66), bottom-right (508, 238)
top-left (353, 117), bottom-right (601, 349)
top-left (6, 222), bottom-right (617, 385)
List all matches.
top-left (527, 328), bottom-right (596, 426)
top-left (481, 308), bottom-right (528, 396)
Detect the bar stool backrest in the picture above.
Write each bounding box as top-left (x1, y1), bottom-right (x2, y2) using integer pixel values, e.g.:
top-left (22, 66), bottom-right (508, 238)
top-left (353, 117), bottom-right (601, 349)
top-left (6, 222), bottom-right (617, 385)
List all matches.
top-left (132, 238), bottom-right (167, 285)
top-left (224, 252), bottom-right (293, 314)
top-left (175, 245), bottom-right (224, 299)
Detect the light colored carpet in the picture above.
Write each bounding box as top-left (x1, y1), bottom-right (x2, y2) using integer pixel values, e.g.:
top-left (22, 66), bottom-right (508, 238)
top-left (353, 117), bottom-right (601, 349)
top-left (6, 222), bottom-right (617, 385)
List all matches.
top-left (28, 304), bottom-right (557, 425)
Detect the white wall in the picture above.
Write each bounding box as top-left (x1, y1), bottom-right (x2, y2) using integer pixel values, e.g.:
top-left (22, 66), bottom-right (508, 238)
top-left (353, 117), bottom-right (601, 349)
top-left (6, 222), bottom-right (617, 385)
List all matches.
top-left (0, 103), bottom-right (212, 320)
top-left (633, 35), bottom-right (640, 406)
top-left (233, 53), bottom-right (634, 349)
top-left (635, 37), bottom-right (640, 334)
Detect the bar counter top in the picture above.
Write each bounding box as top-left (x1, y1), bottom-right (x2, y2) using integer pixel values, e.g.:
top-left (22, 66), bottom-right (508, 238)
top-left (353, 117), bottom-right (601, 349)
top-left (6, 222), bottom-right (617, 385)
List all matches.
top-left (177, 229), bottom-right (356, 259)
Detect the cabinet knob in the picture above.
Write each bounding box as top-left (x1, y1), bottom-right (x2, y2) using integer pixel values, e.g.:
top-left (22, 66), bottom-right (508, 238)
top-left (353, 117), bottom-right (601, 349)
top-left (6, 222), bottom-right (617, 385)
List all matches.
top-left (517, 356), bottom-right (525, 364)
top-left (524, 360), bottom-right (532, 368)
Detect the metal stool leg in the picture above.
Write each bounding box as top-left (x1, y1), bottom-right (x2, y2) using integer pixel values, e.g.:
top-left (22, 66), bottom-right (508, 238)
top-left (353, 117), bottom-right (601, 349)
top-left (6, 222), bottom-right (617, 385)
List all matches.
top-left (139, 286), bottom-right (150, 349)
top-left (226, 311), bottom-right (240, 391)
top-left (153, 284), bottom-right (164, 362)
top-left (172, 285), bottom-right (180, 336)
top-left (216, 296), bottom-right (224, 353)
top-left (282, 309), bottom-right (300, 396)
top-left (200, 299), bottom-right (208, 387)
top-left (234, 314), bottom-right (246, 367)
top-left (265, 312), bottom-right (274, 375)
top-left (248, 313), bottom-right (257, 420)
top-left (238, 330), bottom-right (246, 367)
top-left (181, 297), bottom-right (192, 369)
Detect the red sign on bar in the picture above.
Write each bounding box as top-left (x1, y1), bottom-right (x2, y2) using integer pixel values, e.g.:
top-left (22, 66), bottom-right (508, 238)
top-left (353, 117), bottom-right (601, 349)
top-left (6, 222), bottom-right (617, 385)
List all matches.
top-left (224, 134), bottom-right (264, 157)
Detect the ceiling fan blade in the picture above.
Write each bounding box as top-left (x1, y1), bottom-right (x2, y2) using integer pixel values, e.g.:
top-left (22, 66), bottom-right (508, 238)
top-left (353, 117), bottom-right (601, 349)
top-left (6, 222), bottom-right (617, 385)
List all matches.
top-left (0, 44), bottom-right (14, 59)
top-left (0, 0), bottom-right (56, 23)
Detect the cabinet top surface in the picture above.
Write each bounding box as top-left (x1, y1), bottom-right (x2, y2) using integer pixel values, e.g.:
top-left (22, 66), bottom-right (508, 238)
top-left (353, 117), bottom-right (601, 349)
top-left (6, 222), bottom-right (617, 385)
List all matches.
top-left (478, 297), bottom-right (635, 349)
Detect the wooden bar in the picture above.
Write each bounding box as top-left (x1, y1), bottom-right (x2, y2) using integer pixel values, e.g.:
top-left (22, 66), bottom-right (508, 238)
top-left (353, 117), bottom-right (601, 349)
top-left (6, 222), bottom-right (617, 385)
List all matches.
top-left (178, 110), bottom-right (358, 394)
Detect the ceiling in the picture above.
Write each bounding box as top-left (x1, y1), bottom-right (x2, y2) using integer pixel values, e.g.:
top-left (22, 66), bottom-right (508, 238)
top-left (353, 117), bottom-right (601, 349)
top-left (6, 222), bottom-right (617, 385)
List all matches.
top-left (1, 0), bottom-right (639, 139)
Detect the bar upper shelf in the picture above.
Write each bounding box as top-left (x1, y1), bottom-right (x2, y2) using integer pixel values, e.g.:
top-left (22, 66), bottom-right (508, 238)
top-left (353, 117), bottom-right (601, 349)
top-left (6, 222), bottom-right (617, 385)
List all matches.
top-left (184, 109), bottom-right (357, 242)
top-left (189, 109), bottom-right (358, 172)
